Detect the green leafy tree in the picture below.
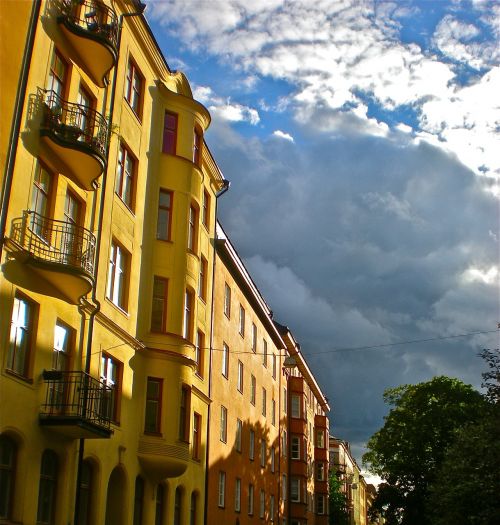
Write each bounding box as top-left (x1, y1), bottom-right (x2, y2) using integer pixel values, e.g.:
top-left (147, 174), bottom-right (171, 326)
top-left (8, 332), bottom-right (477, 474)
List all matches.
top-left (329, 470), bottom-right (349, 525)
top-left (362, 376), bottom-right (487, 525)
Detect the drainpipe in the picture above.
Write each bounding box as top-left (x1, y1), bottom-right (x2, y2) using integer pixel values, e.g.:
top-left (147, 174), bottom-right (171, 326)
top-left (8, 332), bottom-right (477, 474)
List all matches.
top-left (0, 0), bottom-right (41, 262)
top-left (204, 178), bottom-right (230, 525)
top-left (73, 4), bottom-right (146, 524)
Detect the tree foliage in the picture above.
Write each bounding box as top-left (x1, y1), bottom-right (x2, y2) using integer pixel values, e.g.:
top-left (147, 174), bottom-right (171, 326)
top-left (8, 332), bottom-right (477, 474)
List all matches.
top-left (329, 470), bottom-right (349, 525)
top-left (362, 376), bottom-right (487, 525)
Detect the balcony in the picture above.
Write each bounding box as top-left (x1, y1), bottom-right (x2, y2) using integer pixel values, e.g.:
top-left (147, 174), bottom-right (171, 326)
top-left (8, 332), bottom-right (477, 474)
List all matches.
top-left (57, 0), bottom-right (118, 87)
top-left (39, 370), bottom-right (113, 439)
top-left (38, 89), bottom-right (108, 190)
top-left (138, 437), bottom-right (190, 480)
top-left (7, 211), bottom-right (96, 304)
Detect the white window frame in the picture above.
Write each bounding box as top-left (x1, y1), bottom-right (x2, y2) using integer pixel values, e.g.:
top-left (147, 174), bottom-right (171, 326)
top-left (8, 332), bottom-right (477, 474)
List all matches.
top-left (218, 471), bottom-right (226, 507)
top-left (235, 478), bottom-right (241, 512)
top-left (220, 406), bottom-right (227, 442)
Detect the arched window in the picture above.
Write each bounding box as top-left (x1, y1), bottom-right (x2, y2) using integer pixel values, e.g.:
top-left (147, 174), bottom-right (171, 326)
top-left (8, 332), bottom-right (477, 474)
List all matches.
top-left (190, 492), bottom-right (197, 525)
top-left (155, 484), bottom-right (165, 525)
top-left (174, 487), bottom-right (182, 525)
top-left (133, 476), bottom-right (145, 525)
top-left (0, 435), bottom-right (17, 520)
top-left (37, 450), bottom-right (58, 524)
top-left (77, 460), bottom-right (93, 525)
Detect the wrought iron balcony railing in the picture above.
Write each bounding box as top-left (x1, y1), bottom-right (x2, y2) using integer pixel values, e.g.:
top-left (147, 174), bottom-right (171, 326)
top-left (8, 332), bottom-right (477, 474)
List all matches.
top-left (59, 0), bottom-right (119, 52)
top-left (10, 211), bottom-right (96, 277)
top-left (39, 88), bottom-right (109, 160)
top-left (40, 370), bottom-right (112, 433)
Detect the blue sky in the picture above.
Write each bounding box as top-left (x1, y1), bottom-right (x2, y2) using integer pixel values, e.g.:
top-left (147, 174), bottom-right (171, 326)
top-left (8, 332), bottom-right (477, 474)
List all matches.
top-left (146, 0), bottom-right (500, 470)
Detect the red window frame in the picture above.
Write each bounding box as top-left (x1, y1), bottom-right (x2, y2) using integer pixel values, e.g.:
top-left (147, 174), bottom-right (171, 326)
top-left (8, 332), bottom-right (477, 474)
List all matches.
top-left (125, 58), bottom-right (143, 118)
top-left (151, 276), bottom-right (168, 333)
top-left (195, 330), bottom-right (204, 378)
top-left (193, 126), bottom-right (202, 165)
top-left (156, 189), bottom-right (173, 241)
top-left (116, 143), bottom-right (136, 211)
top-left (162, 111), bottom-right (178, 154)
top-left (192, 412), bottom-right (201, 460)
top-left (144, 377), bottom-right (163, 434)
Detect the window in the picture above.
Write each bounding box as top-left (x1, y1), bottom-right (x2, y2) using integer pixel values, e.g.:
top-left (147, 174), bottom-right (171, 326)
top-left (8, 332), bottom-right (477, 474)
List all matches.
top-left (234, 478), bottom-right (241, 512)
top-left (316, 495), bottom-right (325, 515)
top-left (174, 487), bottom-right (182, 525)
top-left (78, 460), bottom-right (92, 525)
top-left (52, 321), bottom-right (72, 372)
top-left (282, 475), bottom-right (287, 501)
top-left (262, 388), bottom-right (267, 417)
top-left (7, 293), bottom-right (36, 377)
top-left (202, 189), bottom-right (210, 228)
top-left (198, 256), bottom-right (208, 301)
top-left (222, 343), bottom-right (229, 378)
top-left (238, 305), bottom-right (245, 336)
top-left (237, 360), bottom-right (244, 393)
top-left (116, 143), bottom-right (135, 209)
top-left (282, 431), bottom-right (287, 457)
top-left (151, 277), bottom-right (168, 332)
top-left (248, 484), bottom-right (254, 515)
top-left (190, 492), bottom-right (197, 525)
top-left (262, 339), bottom-right (268, 367)
top-left (155, 485), bottom-right (165, 525)
top-left (187, 204), bottom-right (198, 252)
top-left (249, 429), bottom-right (255, 460)
top-left (157, 189), bottom-right (173, 241)
top-left (283, 388), bottom-right (287, 413)
top-left (47, 48), bottom-right (67, 98)
top-left (316, 462), bottom-right (325, 481)
top-left (101, 353), bottom-right (122, 423)
top-left (235, 418), bottom-right (242, 452)
top-left (133, 476), bottom-right (144, 525)
top-left (316, 429), bottom-right (325, 449)
top-left (162, 111), bottom-right (178, 154)
top-left (36, 450), bottom-right (58, 524)
top-left (76, 84), bottom-right (95, 138)
top-left (272, 399), bottom-right (276, 426)
top-left (270, 495), bottom-right (275, 522)
top-left (193, 126), bottom-right (202, 166)
top-left (291, 437), bottom-right (300, 460)
top-left (192, 413), bottom-right (201, 460)
top-left (106, 240), bottom-right (129, 310)
top-left (290, 478), bottom-right (300, 502)
top-left (144, 378), bottom-right (162, 434)
top-left (223, 283), bottom-right (231, 318)
top-left (0, 435), bottom-right (17, 520)
top-left (195, 330), bottom-right (204, 378)
top-left (259, 489), bottom-right (265, 519)
top-left (125, 58), bottom-right (143, 117)
top-left (63, 190), bottom-right (84, 264)
top-left (218, 472), bottom-right (226, 507)
top-left (220, 406), bottom-right (227, 443)
top-left (271, 447), bottom-right (275, 473)
top-left (250, 375), bottom-right (256, 405)
top-left (31, 163), bottom-right (53, 239)
top-left (179, 386), bottom-right (191, 441)
top-left (260, 439), bottom-right (266, 467)
top-left (183, 289), bottom-right (194, 341)
top-left (291, 394), bottom-right (301, 418)
top-left (272, 353), bottom-right (277, 379)
top-left (251, 323), bottom-right (257, 352)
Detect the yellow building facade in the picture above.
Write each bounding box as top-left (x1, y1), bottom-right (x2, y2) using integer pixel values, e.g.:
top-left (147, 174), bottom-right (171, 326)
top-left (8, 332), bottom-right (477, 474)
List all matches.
top-left (0, 1), bottom-right (224, 524)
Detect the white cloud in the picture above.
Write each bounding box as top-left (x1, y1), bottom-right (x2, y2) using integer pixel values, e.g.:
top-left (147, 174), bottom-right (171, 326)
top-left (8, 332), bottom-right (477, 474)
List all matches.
top-left (272, 129), bottom-right (294, 142)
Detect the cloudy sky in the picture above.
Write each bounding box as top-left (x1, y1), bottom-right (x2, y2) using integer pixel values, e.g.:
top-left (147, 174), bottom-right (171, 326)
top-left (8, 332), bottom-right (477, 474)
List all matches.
top-left (146, 0), bottom-right (500, 464)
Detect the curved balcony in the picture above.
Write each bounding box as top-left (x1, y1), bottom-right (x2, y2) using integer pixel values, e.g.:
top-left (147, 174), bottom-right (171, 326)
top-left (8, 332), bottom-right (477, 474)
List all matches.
top-left (38, 89), bottom-right (108, 190)
top-left (7, 211), bottom-right (96, 304)
top-left (57, 0), bottom-right (118, 87)
top-left (138, 437), bottom-right (190, 481)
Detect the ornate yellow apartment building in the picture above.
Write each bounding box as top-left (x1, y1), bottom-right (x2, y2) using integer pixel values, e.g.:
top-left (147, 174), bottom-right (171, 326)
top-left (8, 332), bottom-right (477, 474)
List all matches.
top-left (0, 2), bottom-right (331, 525)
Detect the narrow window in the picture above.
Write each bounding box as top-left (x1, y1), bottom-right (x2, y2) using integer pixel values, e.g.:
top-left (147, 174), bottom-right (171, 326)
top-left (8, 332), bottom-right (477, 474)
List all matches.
top-left (151, 277), bottom-right (168, 333)
top-left (262, 388), bottom-right (267, 417)
top-left (235, 418), bottom-right (242, 452)
top-left (31, 163), bottom-right (53, 240)
top-left (220, 406), bottom-right (227, 443)
top-left (198, 256), bottom-right (208, 301)
top-left (155, 485), bottom-right (165, 525)
top-left (162, 111), bottom-right (178, 154)
top-left (195, 330), bottom-right (204, 378)
top-left (250, 375), bottom-right (256, 405)
top-left (100, 353), bottom-right (122, 423)
top-left (251, 323), bottom-right (257, 352)
top-left (187, 204), bottom-right (198, 252)
top-left (271, 446), bottom-right (275, 473)
top-left (291, 394), bottom-right (301, 418)
top-left (272, 353), bottom-right (277, 379)
top-left (106, 240), bottom-right (129, 310)
top-left (291, 436), bottom-right (300, 460)
top-left (192, 413), bottom-right (201, 460)
top-left (125, 58), bottom-right (143, 117)
top-left (144, 378), bottom-right (162, 434)
top-left (270, 495), bottom-right (275, 522)
top-left (36, 450), bottom-right (58, 524)
top-left (316, 462), bottom-right (325, 481)
top-left (249, 429), bottom-right (255, 460)
top-left (218, 472), bottom-right (226, 507)
top-left (222, 343), bottom-right (229, 378)
top-left (133, 476), bottom-right (144, 525)
top-left (262, 339), bottom-right (268, 367)
top-left (234, 478), bottom-right (241, 512)
top-left (193, 126), bottom-right (202, 165)
top-left (46, 48), bottom-right (68, 99)
top-left (53, 321), bottom-right (72, 372)
top-left (271, 399), bottom-right (276, 426)
top-left (156, 189), bottom-right (173, 241)
top-left (282, 431), bottom-right (287, 457)
top-left (202, 189), bottom-right (210, 228)
top-left (183, 289), bottom-right (194, 341)
top-left (248, 484), bottom-right (254, 515)
top-left (259, 489), bottom-right (265, 519)
top-left (174, 487), bottom-right (182, 525)
top-left (190, 492), bottom-right (197, 525)
top-left (260, 439), bottom-right (266, 467)
top-left (179, 385), bottom-right (191, 441)
top-left (7, 293), bottom-right (36, 377)
top-left (283, 388), bottom-right (287, 413)
top-left (238, 305), bottom-right (245, 336)
top-left (317, 494), bottom-right (325, 515)
top-left (237, 360), bottom-right (244, 393)
top-left (290, 478), bottom-right (300, 502)
top-left (0, 435), bottom-right (17, 521)
top-left (282, 475), bottom-right (287, 501)
top-left (223, 283), bottom-right (231, 318)
top-left (116, 143), bottom-right (135, 209)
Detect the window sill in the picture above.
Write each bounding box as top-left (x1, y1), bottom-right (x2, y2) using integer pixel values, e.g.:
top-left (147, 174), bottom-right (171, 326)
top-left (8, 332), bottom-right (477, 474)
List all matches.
top-left (124, 98), bottom-right (143, 124)
top-left (5, 368), bottom-right (33, 384)
top-left (105, 298), bottom-right (130, 318)
top-left (115, 193), bottom-right (136, 216)
top-left (144, 431), bottom-right (163, 437)
top-left (156, 237), bottom-right (173, 244)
